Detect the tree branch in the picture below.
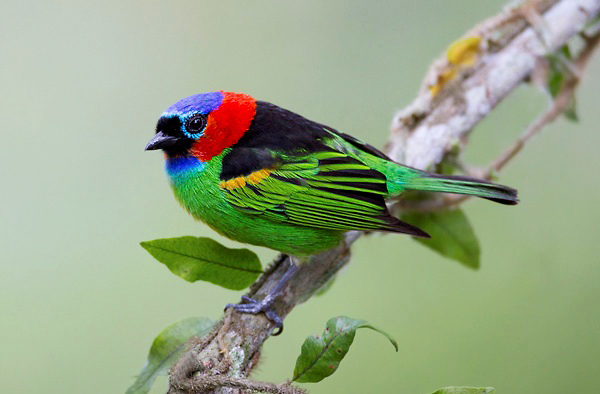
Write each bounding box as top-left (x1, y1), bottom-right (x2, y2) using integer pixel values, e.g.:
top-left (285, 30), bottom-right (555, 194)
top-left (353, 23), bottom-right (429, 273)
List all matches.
top-left (168, 1), bottom-right (600, 392)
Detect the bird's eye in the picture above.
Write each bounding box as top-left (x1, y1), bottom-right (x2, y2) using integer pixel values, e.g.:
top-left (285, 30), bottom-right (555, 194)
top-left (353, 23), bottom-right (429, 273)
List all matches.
top-left (185, 115), bottom-right (207, 136)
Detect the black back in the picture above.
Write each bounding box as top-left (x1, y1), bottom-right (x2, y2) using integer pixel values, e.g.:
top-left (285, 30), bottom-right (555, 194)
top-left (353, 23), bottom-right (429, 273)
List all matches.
top-left (220, 101), bottom-right (332, 179)
top-left (221, 101), bottom-right (389, 180)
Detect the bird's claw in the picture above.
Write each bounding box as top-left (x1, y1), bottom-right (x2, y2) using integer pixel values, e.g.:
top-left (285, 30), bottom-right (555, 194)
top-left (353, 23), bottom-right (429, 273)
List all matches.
top-left (225, 296), bottom-right (284, 335)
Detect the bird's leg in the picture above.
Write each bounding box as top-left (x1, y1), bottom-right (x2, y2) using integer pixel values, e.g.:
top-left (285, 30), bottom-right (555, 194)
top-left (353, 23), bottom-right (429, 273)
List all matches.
top-left (226, 256), bottom-right (299, 335)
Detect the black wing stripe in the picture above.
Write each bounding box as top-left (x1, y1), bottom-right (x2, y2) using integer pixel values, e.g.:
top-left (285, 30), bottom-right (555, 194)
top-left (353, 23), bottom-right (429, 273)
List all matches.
top-left (378, 215), bottom-right (431, 238)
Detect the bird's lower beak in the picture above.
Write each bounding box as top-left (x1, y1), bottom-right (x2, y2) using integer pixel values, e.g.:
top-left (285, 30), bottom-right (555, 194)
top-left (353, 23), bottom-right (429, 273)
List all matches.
top-left (145, 132), bottom-right (179, 151)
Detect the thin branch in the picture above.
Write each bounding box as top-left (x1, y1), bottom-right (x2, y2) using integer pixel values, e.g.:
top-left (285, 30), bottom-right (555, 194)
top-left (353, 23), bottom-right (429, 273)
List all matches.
top-left (171, 375), bottom-right (306, 394)
top-left (395, 28), bottom-right (600, 214)
top-left (487, 29), bottom-right (600, 178)
top-left (168, 1), bottom-right (600, 393)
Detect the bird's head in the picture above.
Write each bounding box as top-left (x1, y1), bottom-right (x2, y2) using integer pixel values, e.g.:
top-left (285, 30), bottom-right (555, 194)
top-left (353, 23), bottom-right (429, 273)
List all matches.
top-left (145, 91), bottom-right (256, 161)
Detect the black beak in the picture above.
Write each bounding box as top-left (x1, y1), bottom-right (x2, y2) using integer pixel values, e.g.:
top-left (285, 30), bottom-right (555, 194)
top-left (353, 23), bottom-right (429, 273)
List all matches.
top-left (145, 132), bottom-right (179, 151)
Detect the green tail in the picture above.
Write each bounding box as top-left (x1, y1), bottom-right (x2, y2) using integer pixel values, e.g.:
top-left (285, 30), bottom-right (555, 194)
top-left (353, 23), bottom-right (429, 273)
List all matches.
top-left (405, 171), bottom-right (518, 205)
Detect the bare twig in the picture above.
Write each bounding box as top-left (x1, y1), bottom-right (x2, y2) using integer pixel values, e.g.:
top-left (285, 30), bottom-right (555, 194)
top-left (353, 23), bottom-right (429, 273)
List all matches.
top-left (487, 30), bottom-right (600, 179)
top-left (168, 1), bottom-right (600, 393)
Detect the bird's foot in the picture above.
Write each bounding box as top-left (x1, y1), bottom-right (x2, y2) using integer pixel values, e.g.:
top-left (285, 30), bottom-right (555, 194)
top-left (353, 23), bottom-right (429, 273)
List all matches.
top-left (225, 259), bottom-right (299, 336)
top-left (226, 295), bottom-right (284, 335)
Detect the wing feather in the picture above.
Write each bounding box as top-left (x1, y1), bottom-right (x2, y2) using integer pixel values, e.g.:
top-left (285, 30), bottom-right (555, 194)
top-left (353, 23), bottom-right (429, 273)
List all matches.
top-left (219, 149), bottom-right (429, 237)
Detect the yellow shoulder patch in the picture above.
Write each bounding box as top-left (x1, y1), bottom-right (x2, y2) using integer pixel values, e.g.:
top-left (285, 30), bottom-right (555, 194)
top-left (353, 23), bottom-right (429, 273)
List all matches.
top-left (219, 169), bottom-right (272, 190)
top-left (219, 177), bottom-right (246, 191)
top-left (247, 169), bottom-right (271, 185)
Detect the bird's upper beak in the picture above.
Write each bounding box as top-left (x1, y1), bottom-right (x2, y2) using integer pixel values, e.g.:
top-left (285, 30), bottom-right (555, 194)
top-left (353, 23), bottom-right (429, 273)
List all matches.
top-left (145, 132), bottom-right (179, 151)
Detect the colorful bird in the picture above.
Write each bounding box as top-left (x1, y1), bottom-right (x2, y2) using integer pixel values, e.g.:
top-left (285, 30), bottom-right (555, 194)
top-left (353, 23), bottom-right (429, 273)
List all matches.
top-left (146, 91), bottom-right (517, 331)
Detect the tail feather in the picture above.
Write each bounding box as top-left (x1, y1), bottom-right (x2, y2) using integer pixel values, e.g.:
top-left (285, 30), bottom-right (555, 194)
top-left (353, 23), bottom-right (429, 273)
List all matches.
top-left (408, 173), bottom-right (518, 205)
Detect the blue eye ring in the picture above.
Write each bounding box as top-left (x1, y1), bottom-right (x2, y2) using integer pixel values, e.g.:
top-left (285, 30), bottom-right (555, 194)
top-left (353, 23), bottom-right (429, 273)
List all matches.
top-left (183, 114), bottom-right (207, 139)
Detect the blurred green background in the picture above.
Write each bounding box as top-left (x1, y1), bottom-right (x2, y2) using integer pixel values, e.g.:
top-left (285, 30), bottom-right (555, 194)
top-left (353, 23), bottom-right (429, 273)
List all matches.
top-left (2, 1), bottom-right (599, 393)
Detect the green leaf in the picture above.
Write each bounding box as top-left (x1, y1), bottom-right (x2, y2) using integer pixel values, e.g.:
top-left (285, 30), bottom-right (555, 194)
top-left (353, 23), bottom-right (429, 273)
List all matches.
top-left (431, 387), bottom-right (495, 394)
top-left (141, 236), bottom-right (262, 290)
top-left (547, 45), bottom-right (571, 97)
top-left (126, 317), bottom-right (214, 394)
top-left (546, 44), bottom-right (578, 122)
top-left (402, 208), bottom-right (480, 269)
top-left (546, 64), bottom-right (565, 97)
top-left (292, 316), bottom-right (397, 383)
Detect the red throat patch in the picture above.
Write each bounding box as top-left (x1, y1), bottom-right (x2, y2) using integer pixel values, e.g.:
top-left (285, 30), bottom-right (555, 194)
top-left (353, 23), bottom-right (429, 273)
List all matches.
top-left (190, 91), bottom-right (256, 161)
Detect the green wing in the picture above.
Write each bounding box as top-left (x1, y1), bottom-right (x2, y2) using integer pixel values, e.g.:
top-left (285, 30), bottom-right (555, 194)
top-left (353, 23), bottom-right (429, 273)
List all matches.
top-left (219, 150), bottom-right (429, 237)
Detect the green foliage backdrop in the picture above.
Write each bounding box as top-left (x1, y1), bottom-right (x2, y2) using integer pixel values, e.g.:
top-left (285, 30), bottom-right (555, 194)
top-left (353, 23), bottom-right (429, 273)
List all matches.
top-left (1, 1), bottom-right (599, 393)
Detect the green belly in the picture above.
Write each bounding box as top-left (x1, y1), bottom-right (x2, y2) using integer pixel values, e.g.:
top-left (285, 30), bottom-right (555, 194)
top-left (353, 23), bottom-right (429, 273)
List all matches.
top-left (167, 157), bottom-right (343, 256)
